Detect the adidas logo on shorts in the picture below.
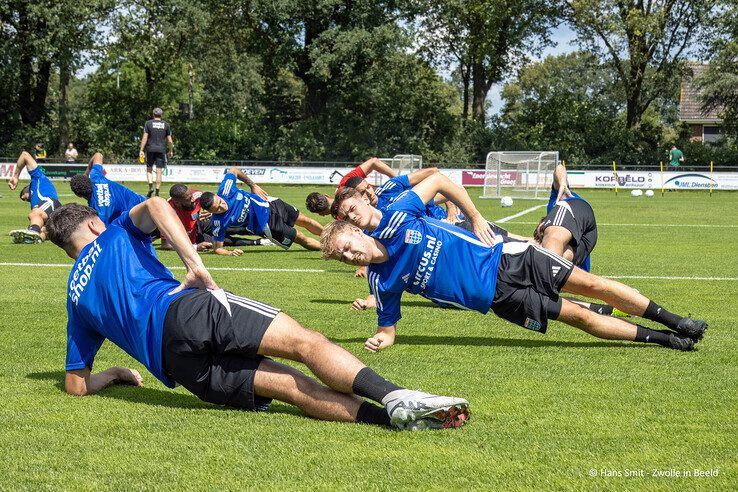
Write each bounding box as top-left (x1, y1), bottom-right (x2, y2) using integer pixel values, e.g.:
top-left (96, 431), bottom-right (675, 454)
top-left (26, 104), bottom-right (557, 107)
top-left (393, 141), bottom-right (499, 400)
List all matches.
top-left (551, 265), bottom-right (561, 277)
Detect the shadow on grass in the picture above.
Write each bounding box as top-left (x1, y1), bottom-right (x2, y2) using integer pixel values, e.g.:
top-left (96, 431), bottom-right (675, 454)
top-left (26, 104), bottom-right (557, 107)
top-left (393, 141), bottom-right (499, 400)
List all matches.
top-left (311, 299), bottom-right (435, 307)
top-left (330, 335), bottom-right (652, 349)
top-left (25, 370), bottom-right (303, 418)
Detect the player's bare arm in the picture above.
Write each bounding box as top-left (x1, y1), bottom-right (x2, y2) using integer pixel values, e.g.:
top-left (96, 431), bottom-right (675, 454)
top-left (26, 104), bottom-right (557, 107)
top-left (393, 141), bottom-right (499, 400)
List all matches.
top-left (65, 367), bottom-right (143, 397)
top-left (8, 151), bottom-right (38, 190)
top-left (138, 132), bottom-right (148, 159)
top-left (412, 173), bottom-right (495, 246)
top-left (167, 135), bottom-right (174, 158)
top-left (212, 240), bottom-right (243, 257)
top-left (358, 157), bottom-right (397, 178)
top-left (84, 152), bottom-right (104, 176)
top-left (552, 164), bottom-right (573, 202)
top-left (365, 325), bottom-right (397, 352)
top-left (230, 166), bottom-right (268, 200)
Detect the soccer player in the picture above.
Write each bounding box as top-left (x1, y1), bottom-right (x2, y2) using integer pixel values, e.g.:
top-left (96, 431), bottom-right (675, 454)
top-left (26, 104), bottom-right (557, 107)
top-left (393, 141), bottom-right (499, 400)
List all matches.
top-left (45, 200), bottom-right (469, 430)
top-left (7, 150), bottom-right (61, 243)
top-left (305, 157), bottom-right (397, 216)
top-left (200, 167), bottom-right (323, 256)
top-left (69, 153), bottom-right (145, 226)
top-left (321, 173), bottom-right (707, 352)
top-left (138, 107), bottom-right (174, 197)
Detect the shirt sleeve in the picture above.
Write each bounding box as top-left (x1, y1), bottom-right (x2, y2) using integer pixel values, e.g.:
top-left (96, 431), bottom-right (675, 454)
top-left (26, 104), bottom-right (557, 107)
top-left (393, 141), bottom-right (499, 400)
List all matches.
top-left (65, 303), bottom-right (104, 371)
top-left (338, 165), bottom-right (367, 187)
top-left (89, 164), bottom-right (105, 181)
top-left (394, 175), bottom-right (411, 189)
top-left (112, 211), bottom-right (151, 243)
top-left (369, 278), bottom-right (403, 327)
top-left (143, 121), bottom-right (150, 134)
top-left (211, 218), bottom-right (226, 242)
top-left (388, 190), bottom-right (427, 217)
top-left (219, 173), bottom-right (238, 199)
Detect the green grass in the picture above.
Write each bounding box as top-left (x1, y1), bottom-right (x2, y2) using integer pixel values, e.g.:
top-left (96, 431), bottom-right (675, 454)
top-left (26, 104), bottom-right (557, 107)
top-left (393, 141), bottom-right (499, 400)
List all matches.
top-left (0, 182), bottom-right (736, 490)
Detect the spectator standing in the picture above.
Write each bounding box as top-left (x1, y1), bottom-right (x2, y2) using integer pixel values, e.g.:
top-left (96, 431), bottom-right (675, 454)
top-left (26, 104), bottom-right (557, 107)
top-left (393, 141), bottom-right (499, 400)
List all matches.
top-left (65, 143), bottom-right (78, 163)
top-left (668, 144), bottom-right (685, 167)
top-left (34, 143), bottom-right (47, 164)
top-left (138, 107), bottom-right (173, 197)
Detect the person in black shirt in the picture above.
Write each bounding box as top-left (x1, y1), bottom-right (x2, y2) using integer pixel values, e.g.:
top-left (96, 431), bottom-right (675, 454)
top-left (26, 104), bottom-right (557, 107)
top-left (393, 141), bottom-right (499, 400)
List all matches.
top-left (138, 107), bottom-right (173, 197)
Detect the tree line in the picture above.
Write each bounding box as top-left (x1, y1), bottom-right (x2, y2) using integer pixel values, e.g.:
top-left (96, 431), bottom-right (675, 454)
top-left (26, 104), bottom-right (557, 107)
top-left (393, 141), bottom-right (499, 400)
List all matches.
top-left (1, 0), bottom-right (736, 167)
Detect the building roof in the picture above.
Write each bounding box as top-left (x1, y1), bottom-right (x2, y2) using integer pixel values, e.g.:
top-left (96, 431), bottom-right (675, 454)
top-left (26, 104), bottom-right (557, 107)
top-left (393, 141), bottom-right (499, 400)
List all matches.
top-left (679, 63), bottom-right (723, 123)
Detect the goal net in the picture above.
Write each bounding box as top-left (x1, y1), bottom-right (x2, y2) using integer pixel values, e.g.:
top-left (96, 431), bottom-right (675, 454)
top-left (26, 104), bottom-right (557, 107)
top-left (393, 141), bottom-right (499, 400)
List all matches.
top-left (370, 154), bottom-right (423, 185)
top-left (481, 151), bottom-right (558, 199)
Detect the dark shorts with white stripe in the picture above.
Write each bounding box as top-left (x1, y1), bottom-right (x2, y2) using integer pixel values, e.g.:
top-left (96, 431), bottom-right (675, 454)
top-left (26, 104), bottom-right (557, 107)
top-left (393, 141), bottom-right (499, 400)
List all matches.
top-left (540, 198), bottom-right (597, 266)
top-left (162, 289), bottom-right (280, 410)
top-left (35, 199), bottom-right (62, 215)
top-left (491, 242), bottom-right (574, 333)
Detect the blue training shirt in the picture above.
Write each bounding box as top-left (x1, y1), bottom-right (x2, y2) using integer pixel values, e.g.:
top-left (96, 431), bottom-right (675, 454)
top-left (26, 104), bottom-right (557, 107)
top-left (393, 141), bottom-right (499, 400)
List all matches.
top-left (28, 166), bottom-right (59, 208)
top-left (64, 212), bottom-right (192, 387)
top-left (367, 191), bottom-right (503, 327)
top-left (211, 172), bottom-right (270, 242)
top-left (88, 164), bottom-right (145, 225)
top-left (375, 175), bottom-right (448, 219)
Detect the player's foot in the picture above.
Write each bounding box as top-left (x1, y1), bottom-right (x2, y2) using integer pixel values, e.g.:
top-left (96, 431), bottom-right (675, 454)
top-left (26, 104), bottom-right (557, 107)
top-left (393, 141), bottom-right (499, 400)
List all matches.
top-left (147, 190), bottom-right (153, 198)
top-left (259, 238), bottom-right (275, 246)
top-left (9, 229), bottom-right (42, 244)
top-left (667, 333), bottom-right (695, 351)
top-left (383, 389), bottom-right (470, 430)
top-left (675, 316), bottom-right (707, 341)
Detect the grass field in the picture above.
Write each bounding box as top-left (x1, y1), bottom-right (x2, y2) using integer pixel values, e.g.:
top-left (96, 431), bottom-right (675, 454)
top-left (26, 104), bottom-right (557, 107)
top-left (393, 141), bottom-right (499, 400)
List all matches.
top-left (0, 182), bottom-right (736, 491)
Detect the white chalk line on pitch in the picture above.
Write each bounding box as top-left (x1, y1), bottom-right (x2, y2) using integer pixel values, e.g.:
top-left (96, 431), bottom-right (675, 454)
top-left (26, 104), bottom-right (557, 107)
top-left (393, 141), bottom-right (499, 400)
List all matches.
top-left (503, 221), bottom-right (738, 228)
top-left (495, 204), bottom-right (548, 223)
top-left (0, 262), bottom-right (736, 281)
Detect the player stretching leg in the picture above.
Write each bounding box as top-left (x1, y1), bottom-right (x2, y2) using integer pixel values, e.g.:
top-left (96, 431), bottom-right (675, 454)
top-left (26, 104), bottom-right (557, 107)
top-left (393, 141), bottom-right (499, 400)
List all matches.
top-left (7, 151), bottom-right (61, 243)
top-left (200, 167), bottom-right (323, 255)
top-left (45, 200), bottom-right (469, 430)
top-left (69, 153), bottom-right (145, 225)
top-left (322, 173), bottom-right (707, 352)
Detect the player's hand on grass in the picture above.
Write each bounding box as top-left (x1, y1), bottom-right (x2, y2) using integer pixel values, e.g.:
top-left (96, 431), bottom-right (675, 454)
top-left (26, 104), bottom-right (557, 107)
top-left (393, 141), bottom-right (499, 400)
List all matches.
top-left (196, 241), bottom-right (212, 251)
top-left (354, 266), bottom-right (367, 278)
top-left (250, 184), bottom-right (269, 201)
top-left (365, 329), bottom-right (395, 352)
top-left (115, 367), bottom-right (143, 386)
top-left (8, 176), bottom-right (18, 190)
top-left (230, 249), bottom-right (243, 256)
top-left (471, 215), bottom-right (496, 247)
top-left (170, 265), bottom-right (219, 294)
top-left (352, 295), bottom-right (377, 311)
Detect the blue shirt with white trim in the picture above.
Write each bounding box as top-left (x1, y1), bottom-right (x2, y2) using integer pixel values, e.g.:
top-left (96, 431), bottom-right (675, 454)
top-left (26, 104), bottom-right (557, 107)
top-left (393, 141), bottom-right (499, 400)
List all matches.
top-left (211, 172), bottom-right (271, 242)
top-left (28, 166), bottom-right (58, 208)
top-left (367, 191), bottom-right (503, 327)
top-left (375, 175), bottom-right (448, 219)
top-left (64, 212), bottom-right (192, 387)
top-left (87, 164), bottom-right (146, 225)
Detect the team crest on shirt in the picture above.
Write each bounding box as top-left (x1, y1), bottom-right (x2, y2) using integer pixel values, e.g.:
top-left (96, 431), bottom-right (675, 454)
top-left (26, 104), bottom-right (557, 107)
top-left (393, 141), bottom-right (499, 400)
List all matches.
top-left (405, 229), bottom-right (422, 245)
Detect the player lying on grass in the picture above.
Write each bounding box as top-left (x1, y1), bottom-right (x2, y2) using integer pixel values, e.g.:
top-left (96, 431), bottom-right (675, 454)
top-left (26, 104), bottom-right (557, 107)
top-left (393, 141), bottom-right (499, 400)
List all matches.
top-left (305, 157), bottom-right (397, 216)
top-left (200, 167), bottom-right (323, 255)
top-left (321, 173), bottom-right (707, 352)
top-left (7, 150), bottom-right (62, 243)
top-left (45, 200), bottom-right (470, 430)
top-left (69, 153), bottom-right (145, 225)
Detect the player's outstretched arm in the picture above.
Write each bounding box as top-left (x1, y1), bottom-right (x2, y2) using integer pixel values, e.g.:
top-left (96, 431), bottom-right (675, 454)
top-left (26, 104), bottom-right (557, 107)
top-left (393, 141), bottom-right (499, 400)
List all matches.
top-left (8, 151), bottom-right (38, 190)
top-left (413, 173), bottom-right (495, 246)
top-left (365, 325), bottom-right (396, 352)
top-left (65, 367), bottom-right (143, 396)
top-left (230, 165), bottom-right (268, 200)
top-left (212, 240), bottom-right (243, 257)
top-left (84, 152), bottom-right (104, 176)
top-left (406, 167), bottom-right (438, 186)
top-left (358, 157), bottom-right (397, 178)
top-left (553, 164), bottom-right (573, 202)
top-left (128, 198), bottom-right (219, 291)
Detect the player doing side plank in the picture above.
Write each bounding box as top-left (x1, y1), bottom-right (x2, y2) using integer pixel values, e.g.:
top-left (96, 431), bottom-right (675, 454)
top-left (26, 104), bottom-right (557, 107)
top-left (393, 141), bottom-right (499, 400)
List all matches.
top-left (321, 173), bottom-right (707, 352)
top-left (45, 200), bottom-right (469, 430)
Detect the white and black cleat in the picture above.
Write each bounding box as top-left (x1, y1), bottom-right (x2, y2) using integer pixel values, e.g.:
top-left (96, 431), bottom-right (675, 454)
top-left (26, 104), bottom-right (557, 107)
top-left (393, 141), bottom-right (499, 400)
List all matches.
top-left (383, 389), bottom-right (470, 431)
top-left (9, 229), bottom-right (42, 244)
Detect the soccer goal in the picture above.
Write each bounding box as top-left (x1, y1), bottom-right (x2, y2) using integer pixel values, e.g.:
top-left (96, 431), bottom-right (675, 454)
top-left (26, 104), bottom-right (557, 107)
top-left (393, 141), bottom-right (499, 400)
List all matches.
top-left (371, 154), bottom-right (423, 185)
top-left (481, 151), bottom-right (558, 200)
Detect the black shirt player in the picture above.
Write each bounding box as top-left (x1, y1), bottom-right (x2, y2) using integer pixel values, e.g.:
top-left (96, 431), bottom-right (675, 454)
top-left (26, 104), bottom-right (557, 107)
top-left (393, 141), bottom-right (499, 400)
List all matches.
top-left (139, 107), bottom-right (173, 197)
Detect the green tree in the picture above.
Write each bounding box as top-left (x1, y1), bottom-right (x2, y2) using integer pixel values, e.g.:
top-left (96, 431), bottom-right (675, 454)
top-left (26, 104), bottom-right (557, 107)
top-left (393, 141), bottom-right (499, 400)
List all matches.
top-left (566, 0), bottom-right (712, 129)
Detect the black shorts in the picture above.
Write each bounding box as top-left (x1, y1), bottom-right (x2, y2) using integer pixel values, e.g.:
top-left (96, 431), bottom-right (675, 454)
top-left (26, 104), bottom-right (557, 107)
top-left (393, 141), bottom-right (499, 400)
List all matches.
top-left (455, 218), bottom-right (509, 238)
top-left (540, 198), bottom-right (597, 266)
top-left (162, 289), bottom-right (280, 410)
top-left (492, 242), bottom-right (574, 333)
top-left (36, 199), bottom-right (62, 215)
top-left (197, 221), bottom-right (255, 244)
top-left (145, 151), bottom-right (168, 170)
top-left (264, 199), bottom-right (299, 249)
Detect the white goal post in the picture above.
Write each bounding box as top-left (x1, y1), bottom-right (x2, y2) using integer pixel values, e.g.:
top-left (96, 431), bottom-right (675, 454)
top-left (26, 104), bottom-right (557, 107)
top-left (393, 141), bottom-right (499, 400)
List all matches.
top-left (370, 154), bottom-right (423, 185)
top-left (480, 151), bottom-right (558, 200)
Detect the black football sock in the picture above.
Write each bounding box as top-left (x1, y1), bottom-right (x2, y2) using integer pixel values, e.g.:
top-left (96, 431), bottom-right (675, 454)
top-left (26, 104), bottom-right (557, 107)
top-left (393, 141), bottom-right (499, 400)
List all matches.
top-left (355, 401), bottom-right (391, 427)
top-left (635, 325), bottom-right (674, 347)
top-left (155, 188), bottom-right (160, 196)
top-left (587, 303), bottom-right (614, 316)
top-left (352, 367), bottom-right (403, 404)
top-left (643, 301), bottom-right (682, 330)
top-left (28, 224), bottom-right (41, 233)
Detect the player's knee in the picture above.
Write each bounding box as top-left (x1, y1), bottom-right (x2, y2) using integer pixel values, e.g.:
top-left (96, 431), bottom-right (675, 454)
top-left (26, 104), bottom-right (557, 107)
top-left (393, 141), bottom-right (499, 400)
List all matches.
top-left (295, 328), bottom-right (330, 354)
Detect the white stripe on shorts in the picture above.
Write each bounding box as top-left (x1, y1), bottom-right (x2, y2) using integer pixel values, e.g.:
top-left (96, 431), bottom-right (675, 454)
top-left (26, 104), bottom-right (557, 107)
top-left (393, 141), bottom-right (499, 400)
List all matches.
top-left (225, 292), bottom-right (279, 318)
